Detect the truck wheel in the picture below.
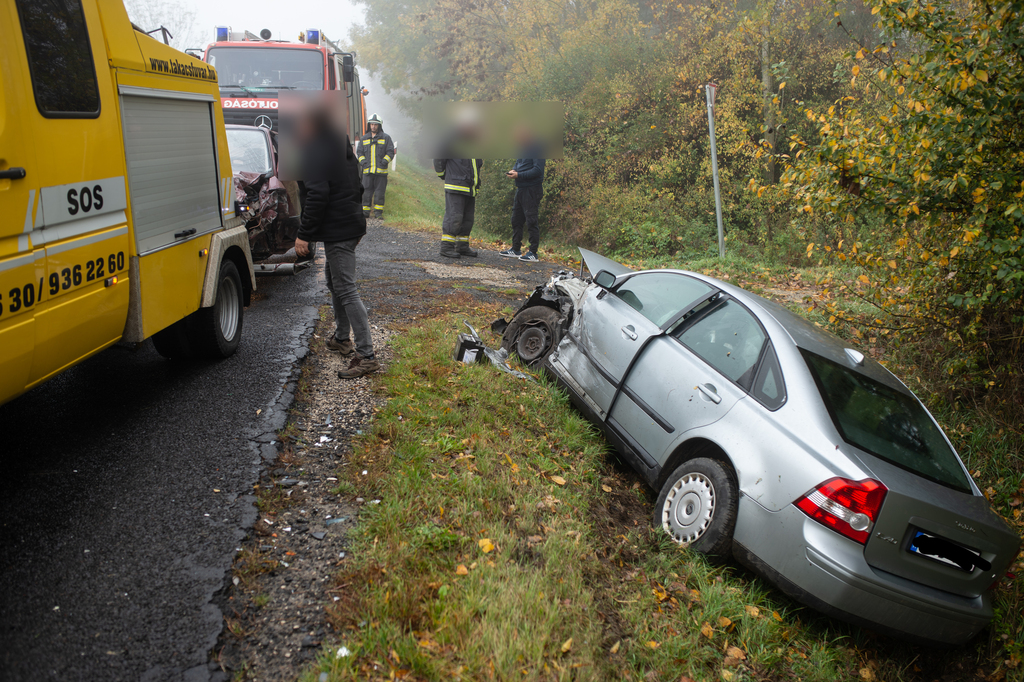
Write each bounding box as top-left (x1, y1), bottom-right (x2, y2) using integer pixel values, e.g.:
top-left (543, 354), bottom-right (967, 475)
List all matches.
top-left (152, 320), bottom-right (195, 360)
top-left (502, 306), bottom-right (562, 368)
top-left (189, 259), bottom-right (245, 358)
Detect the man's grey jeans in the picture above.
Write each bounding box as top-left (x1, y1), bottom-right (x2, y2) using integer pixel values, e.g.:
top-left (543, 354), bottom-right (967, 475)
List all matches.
top-left (324, 237), bottom-right (374, 358)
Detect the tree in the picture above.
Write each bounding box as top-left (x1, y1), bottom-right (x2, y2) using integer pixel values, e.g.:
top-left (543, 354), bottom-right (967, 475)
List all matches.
top-left (123, 0), bottom-right (203, 51)
top-left (773, 0), bottom-right (1024, 388)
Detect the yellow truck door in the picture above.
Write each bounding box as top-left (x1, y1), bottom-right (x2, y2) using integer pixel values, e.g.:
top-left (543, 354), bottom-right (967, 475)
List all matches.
top-left (4, 0), bottom-right (131, 397)
top-left (0, 2), bottom-right (39, 399)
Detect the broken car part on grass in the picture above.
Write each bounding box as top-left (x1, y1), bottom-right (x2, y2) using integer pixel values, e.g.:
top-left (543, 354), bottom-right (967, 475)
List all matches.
top-left (497, 247), bottom-right (1020, 646)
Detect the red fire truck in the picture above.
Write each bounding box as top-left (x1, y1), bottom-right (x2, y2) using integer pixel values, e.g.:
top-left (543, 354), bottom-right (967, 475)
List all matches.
top-left (203, 28), bottom-right (367, 140)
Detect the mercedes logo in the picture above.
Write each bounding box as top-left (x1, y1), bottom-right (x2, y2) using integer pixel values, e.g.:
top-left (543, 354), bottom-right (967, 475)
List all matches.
top-left (255, 115), bottom-right (273, 130)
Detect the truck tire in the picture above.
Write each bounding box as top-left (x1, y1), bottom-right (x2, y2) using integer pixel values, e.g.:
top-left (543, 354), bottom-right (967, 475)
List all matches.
top-left (152, 320), bottom-right (195, 360)
top-left (189, 259), bottom-right (245, 358)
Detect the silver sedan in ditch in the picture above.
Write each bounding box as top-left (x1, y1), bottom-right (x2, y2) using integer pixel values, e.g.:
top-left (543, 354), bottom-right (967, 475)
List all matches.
top-left (501, 249), bottom-right (1019, 644)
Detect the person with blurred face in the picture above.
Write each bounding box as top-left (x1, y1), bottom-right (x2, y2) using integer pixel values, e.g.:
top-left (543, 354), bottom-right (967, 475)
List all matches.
top-left (356, 114), bottom-right (395, 219)
top-left (433, 157), bottom-right (483, 258)
top-left (499, 124), bottom-right (545, 262)
top-left (293, 107), bottom-right (379, 379)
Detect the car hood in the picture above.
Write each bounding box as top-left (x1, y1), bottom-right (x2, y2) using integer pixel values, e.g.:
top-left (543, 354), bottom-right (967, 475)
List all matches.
top-left (579, 248), bottom-right (632, 278)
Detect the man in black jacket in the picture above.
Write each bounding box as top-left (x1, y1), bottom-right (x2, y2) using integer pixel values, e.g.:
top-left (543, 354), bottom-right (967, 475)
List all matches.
top-left (499, 129), bottom-right (546, 261)
top-left (294, 111), bottom-right (379, 379)
top-left (433, 157), bottom-right (483, 259)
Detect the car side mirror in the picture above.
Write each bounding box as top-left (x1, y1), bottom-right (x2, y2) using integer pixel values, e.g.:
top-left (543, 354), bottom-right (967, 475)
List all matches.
top-left (593, 270), bottom-right (616, 288)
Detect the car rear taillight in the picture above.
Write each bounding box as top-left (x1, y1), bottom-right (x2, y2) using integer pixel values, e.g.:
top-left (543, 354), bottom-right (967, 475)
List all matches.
top-left (795, 478), bottom-right (888, 544)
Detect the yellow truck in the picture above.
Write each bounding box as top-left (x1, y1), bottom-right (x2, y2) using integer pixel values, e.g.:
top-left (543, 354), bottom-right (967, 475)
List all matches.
top-left (0, 0), bottom-right (257, 406)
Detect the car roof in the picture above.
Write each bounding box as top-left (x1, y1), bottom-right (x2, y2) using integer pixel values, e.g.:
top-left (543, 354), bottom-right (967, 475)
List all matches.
top-left (576, 249), bottom-right (910, 394)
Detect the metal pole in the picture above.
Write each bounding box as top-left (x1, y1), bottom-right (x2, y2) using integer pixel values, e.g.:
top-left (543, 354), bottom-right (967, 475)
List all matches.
top-left (706, 84), bottom-right (725, 258)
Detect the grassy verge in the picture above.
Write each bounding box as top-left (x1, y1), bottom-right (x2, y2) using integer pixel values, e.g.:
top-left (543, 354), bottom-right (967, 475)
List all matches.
top-left (305, 308), bottom-right (903, 682)
top-left (381, 161), bottom-right (445, 233)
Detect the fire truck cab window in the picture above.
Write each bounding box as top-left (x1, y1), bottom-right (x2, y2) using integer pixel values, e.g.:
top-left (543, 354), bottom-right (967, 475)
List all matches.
top-left (15, 0), bottom-right (101, 117)
top-left (207, 48), bottom-right (324, 90)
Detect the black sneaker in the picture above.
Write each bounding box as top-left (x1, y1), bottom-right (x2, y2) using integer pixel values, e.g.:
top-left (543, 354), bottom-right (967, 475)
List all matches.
top-left (519, 251), bottom-right (539, 262)
top-left (499, 248), bottom-right (521, 258)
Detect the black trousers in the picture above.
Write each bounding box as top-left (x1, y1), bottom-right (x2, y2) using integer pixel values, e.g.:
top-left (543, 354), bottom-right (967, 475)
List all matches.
top-left (361, 174), bottom-right (388, 214)
top-left (511, 185), bottom-right (543, 253)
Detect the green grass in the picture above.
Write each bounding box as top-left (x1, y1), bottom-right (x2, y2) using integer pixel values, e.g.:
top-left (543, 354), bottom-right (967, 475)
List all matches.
top-left (304, 309), bottom-right (894, 682)
top-left (381, 160), bottom-right (445, 233)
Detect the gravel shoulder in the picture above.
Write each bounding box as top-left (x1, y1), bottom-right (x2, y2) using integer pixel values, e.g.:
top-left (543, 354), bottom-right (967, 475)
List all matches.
top-left (210, 222), bottom-right (561, 680)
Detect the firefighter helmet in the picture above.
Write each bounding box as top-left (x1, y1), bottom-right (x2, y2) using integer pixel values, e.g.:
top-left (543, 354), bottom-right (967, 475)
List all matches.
top-left (368, 114), bottom-right (383, 126)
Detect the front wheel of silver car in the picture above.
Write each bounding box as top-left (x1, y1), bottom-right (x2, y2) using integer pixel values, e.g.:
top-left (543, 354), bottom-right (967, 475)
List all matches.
top-left (654, 457), bottom-right (737, 562)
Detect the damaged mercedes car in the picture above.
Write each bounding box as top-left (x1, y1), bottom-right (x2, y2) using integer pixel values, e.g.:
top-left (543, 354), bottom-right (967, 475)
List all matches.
top-left (500, 248), bottom-right (1020, 644)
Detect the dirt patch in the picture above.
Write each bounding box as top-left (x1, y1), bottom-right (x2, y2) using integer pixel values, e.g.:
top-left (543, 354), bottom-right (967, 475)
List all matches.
top-left (413, 260), bottom-right (525, 288)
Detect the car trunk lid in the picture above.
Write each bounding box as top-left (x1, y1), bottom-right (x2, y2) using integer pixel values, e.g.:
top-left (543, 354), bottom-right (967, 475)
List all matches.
top-left (863, 458), bottom-right (1019, 599)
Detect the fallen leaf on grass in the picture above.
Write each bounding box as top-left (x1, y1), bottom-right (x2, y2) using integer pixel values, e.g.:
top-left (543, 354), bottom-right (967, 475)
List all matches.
top-left (744, 604), bottom-right (760, 618)
top-left (717, 616), bottom-right (733, 629)
top-left (478, 538), bottom-right (495, 553)
top-left (721, 671), bottom-right (735, 681)
top-left (601, 484), bottom-right (612, 493)
top-left (859, 668), bottom-right (875, 681)
top-left (455, 564), bottom-right (468, 576)
top-left (726, 646), bottom-right (746, 660)
top-left (550, 475), bottom-right (567, 486)
top-left (772, 610), bottom-right (783, 622)
top-left (561, 638), bottom-right (573, 653)
top-left (646, 641), bottom-right (660, 649)
top-left (701, 622), bottom-right (714, 638)
top-left (609, 641), bottom-right (621, 654)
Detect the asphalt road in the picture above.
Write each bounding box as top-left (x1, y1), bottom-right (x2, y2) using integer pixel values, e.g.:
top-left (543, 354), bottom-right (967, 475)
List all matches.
top-left (0, 225), bottom-right (554, 682)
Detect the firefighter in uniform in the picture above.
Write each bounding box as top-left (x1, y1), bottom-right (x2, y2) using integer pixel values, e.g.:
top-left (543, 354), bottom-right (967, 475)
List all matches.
top-left (356, 114), bottom-right (395, 219)
top-left (433, 158), bottom-right (483, 258)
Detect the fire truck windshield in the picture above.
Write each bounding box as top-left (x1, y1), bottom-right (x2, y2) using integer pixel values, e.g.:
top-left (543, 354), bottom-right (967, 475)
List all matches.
top-left (207, 47), bottom-right (324, 90)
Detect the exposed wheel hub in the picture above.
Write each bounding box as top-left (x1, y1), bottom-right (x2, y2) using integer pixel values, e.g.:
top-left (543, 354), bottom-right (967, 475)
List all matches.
top-left (661, 472), bottom-right (715, 545)
top-left (517, 324), bottom-right (551, 362)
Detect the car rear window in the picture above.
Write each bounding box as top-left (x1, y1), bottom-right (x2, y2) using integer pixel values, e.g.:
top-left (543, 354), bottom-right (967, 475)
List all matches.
top-left (802, 351), bottom-right (972, 493)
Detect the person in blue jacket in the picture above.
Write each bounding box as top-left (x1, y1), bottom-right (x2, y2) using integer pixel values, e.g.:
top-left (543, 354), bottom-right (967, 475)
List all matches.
top-left (499, 130), bottom-right (546, 262)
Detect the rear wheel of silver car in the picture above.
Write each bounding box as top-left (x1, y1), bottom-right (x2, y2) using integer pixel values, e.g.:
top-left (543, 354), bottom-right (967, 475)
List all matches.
top-left (502, 306), bottom-right (562, 368)
top-left (655, 457), bottom-right (737, 562)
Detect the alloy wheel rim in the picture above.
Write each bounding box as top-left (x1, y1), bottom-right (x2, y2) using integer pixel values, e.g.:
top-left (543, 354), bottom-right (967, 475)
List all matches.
top-left (662, 472), bottom-right (715, 544)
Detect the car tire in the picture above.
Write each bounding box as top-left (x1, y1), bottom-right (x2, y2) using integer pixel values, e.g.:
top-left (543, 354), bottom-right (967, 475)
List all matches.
top-left (654, 457), bottom-right (737, 562)
top-left (188, 259), bottom-right (245, 359)
top-left (502, 306), bottom-right (562, 368)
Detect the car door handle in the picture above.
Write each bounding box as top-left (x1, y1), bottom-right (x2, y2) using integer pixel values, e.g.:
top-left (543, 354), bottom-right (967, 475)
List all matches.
top-left (0, 167), bottom-right (26, 180)
top-left (698, 383), bottom-right (722, 404)
top-left (620, 325), bottom-right (638, 341)
top-left (174, 228), bottom-right (197, 239)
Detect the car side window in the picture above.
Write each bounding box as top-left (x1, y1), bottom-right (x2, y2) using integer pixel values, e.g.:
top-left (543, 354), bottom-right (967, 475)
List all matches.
top-left (675, 299), bottom-right (766, 388)
top-left (752, 344), bottom-right (786, 409)
top-left (15, 0), bottom-right (101, 117)
top-left (613, 273), bottom-right (713, 328)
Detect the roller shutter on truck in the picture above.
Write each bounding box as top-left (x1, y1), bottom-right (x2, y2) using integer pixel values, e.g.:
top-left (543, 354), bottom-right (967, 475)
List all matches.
top-left (119, 89), bottom-right (223, 253)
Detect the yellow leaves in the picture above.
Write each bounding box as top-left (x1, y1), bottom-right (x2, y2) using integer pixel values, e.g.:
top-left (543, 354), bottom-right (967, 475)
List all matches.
top-left (859, 667), bottom-right (876, 681)
top-left (717, 615), bottom-right (733, 629)
top-left (609, 640), bottom-right (621, 655)
top-left (871, 3), bottom-right (881, 13)
top-left (855, 48), bottom-right (865, 59)
top-left (802, 205), bottom-right (813, 214)
top-left (910, 203), bottom-right (920, 215)
top-left (772, 610), bottom-right (783, 622)
top-left (858, 274), bottom-right (871, 285)
top-left (645, 640), bottom-right (660, 650)
top-left (950, 247), bottom-right (960, 258)
top-left (478, 538), bottom-right (495, 553)
top-left (652, 585), bottom-right (670, 603)
top-left (549, 475), bottom-right (567, 486)
top-left (744, 604), bottom-right (761, 618)
top-left (976, 70), bottom-right (989, 82)
top-left (561, 638), bottom-right (573, 653)
top-left (455, 564), bottom-right (469, 575)
top-left (601, 484), bottom-right (612, 492)
top-left (725, 646), bottom-right (747, 662)
top-left (851, 65), bottom-right (861, 77)
top-left (778, 81), bottom-right (786, 90)
top-left (701, 622), bottom-right (715, 638)
top-left (829, 315), bottom-right (837, 323)
top-left (887, 260), bottom-right (897, 269)
top-left (920, 251), bottom-right (932, 262)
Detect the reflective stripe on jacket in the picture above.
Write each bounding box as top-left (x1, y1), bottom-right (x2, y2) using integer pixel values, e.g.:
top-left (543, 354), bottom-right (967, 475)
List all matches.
top-left (357, 131), bottom-right (395, 174)
top-left (433, 158), bottom-right (483, 196)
